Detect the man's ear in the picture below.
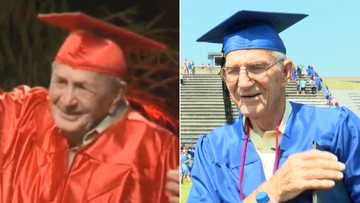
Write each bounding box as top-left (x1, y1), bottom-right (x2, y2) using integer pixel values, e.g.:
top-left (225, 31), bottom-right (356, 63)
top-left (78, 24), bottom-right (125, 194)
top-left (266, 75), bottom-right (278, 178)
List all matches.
top-left (108, 81), bottom-right (127, 115)
top-left (281, 59), bottom-right (293, 86)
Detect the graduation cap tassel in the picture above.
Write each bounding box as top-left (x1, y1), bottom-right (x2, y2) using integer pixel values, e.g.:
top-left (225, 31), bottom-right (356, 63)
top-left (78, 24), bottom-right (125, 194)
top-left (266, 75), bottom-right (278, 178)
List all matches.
top-left (220, 55), bottom-right (234, 124)
top-left (222, 80), bottom-right (234, 124)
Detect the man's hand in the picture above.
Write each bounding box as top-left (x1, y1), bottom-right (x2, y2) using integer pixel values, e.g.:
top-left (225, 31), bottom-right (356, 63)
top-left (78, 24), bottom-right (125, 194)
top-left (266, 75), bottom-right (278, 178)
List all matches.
top-left (166, 169), bottom-right (179, 203)
top-left (265, 150), bottom-right (345, 202)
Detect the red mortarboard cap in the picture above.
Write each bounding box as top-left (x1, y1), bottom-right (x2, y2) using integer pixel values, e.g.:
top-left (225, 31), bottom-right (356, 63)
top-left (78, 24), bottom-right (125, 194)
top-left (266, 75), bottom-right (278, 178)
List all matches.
top-left (38, 12), bottom-right (167, 77)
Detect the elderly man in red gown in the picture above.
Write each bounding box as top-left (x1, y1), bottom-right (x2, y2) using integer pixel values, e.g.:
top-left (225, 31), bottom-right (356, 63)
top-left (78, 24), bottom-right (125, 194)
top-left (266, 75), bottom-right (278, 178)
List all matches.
top-left (0, 13), bottom-right (178, 203)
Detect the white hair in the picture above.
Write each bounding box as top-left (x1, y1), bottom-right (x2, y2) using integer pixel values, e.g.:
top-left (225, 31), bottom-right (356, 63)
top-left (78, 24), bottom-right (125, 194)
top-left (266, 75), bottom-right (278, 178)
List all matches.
top-left (271, 50), bottom-right (287, 60)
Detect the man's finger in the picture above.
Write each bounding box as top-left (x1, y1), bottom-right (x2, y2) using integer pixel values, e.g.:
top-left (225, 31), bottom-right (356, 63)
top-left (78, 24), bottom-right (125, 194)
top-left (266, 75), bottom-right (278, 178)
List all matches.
top-left (301, 159), bottom-right (345, 171)
top-left (303, 168), bottom-right (344, 181)
top-left (297, 150), bottom-right (338, 161)
top-left (166, 181), bottom-right (179, 194)
top-left (169, 196), bottom-right (179, 203)
top-left (167, 170), bottom-right (180, 182)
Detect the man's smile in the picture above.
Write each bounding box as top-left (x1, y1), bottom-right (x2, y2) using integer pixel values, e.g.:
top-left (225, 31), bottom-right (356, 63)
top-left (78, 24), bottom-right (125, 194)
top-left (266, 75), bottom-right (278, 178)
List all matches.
top-left (240, 92), bottom-right (262, 99)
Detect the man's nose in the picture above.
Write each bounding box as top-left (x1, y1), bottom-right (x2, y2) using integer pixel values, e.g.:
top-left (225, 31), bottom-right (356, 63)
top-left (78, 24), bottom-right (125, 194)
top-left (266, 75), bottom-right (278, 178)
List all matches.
top-left (61, 86), bottom-right (78, 107)
top-left (237, 69), bottom-right (254, 90)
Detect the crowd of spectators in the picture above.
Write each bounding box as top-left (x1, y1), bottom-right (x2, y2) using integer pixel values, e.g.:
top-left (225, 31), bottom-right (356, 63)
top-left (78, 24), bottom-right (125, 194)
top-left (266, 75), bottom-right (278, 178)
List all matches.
top-left (291, 65), bottom-right (339, 107)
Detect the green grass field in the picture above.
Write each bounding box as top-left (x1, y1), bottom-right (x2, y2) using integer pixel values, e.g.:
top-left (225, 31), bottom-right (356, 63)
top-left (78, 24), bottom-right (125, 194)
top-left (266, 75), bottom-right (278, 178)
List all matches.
top-left (323, 78), bottom-right (360, 90)
top-left (181, 181), bottom-right (192, 203)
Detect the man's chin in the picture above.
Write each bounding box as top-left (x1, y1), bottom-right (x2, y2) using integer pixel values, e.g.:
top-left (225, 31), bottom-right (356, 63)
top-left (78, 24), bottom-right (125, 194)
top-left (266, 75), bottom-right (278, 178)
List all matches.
top-left (54, 120), bottom-right (84, 137)
top-left (239, 105), bottom-right (264, 118)
top-left (58, 127), bottom-right (81, 137)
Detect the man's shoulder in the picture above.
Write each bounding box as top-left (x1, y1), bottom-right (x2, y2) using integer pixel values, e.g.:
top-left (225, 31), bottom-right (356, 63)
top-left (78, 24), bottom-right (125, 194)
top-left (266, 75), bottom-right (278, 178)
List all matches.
top-left (194, 118), bottom-right (243, 165)
top-left (0, 85), bottom-right (49, 116)
top-left (203, 120), bottom-right (241, 144)
top-left (122, 110), bottom-right (178, 147)
top-left (125, 110), bottom-right (176, 136)
top-left (289, 102), bottom-right (359, 132)
top-left (290, 102), bottom-right (344, 120)
top-left (1, 85), bottom-right (48, 101)
top-left (89, 110), bottom-right (178, 165)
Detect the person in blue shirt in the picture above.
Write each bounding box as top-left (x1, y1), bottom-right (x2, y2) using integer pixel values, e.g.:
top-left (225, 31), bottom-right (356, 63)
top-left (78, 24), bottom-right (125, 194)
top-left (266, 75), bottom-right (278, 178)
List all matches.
top-left (315, 76), bottom-right (322, 91)
top-left (299, 78), bottom-right (307, 94)
top-left (188, 10), bottom-right (360, 203)
top-left (306, 66), bottom-right (312, 78)
top-left (296, 66), bottom-right (302, 78)
top-left (181, 147), bottom-right (191, 184)
top-left (291, 67), bottom-right (297, 81)
top-left (306, 65), bottom-right (315, 79)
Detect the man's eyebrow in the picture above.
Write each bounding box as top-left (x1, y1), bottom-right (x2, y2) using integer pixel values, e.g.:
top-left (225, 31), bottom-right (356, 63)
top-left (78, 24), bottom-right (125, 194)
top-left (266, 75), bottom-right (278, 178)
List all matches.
top-left (246, 60), bottom-right (269, 65)
top-left (226, 60), bottom-right (269, 67)
top-left (52, 73), bottom-right (65, 80)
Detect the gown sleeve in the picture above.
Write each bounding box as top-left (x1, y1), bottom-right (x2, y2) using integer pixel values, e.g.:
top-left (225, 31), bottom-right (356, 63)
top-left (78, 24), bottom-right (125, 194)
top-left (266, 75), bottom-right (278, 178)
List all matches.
top-left (0, 86), bottom-right (32, 132)
top-left (334, 107), bottom-right (360, 202)
top-left (127, 125), bottom-right (179, 203)
top-left (0, 86), bottom-right (47, 166)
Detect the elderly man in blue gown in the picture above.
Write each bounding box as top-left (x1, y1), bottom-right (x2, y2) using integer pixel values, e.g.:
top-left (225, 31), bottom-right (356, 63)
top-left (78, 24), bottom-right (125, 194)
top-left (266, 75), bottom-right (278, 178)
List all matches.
top-left (187, 10), bottom-right (360, 203)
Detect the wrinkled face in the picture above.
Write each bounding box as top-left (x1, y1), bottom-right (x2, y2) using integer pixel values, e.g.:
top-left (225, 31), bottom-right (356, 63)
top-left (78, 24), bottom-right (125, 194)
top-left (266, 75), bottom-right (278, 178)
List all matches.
top-left (224, 49), bottom-right (289, 119)
top-left (49, 63), bottom-right (123, 137)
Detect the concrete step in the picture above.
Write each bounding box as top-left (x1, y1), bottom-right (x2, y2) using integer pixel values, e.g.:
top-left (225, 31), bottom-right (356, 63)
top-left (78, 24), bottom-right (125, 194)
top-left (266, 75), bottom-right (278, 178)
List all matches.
top-left (181, 101), bottom-right (235, 104)
top-left (181, 105), bottom-right (234, 108)
top-left (181, 89), bottom-right (227, 93)
top-left (181, 138), bottom-right (204, 142)
top-left (180, 97), bottom-right (232, 100)
top-left (180, 134), bottom-right (209, 139)
top-left (181, 132), bottom-right (214, 136)
top-left (181, 114), bottom-right (238, 118)
top-left (181, 125), bottom-right (226, 129)
top-left (180, 108), bottom-right (238, 112)
top-left (183, 74), bottom-right (220, 76)
top-left (182, 82), bottom-right (221, 84)
top-left (181, 122), bottom-right (225, 126)
top-left (181, 116), bottom-right (227, 120)
top-left (183, 75), bottom-right (221, 78)
top-left (182, 77), bottom-right (221, 81)
top-left (181, 121), bottom-right (227, 125)
top-left (180, 112), bottom-right (228, 116)
top-left (181, 128), bottom-right (214, 133)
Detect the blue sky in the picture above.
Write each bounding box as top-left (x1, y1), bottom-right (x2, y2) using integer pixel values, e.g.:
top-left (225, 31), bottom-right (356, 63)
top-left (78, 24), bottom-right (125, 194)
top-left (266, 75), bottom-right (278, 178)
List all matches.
top-left (180, 0), bottom-right (360, 77)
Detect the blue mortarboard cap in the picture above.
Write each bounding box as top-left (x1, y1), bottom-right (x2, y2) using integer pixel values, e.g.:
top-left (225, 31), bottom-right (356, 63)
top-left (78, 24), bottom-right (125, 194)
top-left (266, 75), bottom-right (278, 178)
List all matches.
top-left (197, 10), bottom-right (307, 55)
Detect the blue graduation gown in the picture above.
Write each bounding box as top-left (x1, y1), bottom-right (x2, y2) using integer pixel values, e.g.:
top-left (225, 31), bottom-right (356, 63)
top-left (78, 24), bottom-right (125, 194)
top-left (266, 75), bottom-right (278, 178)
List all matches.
top-left (188, 102), bottom-right (360, 203)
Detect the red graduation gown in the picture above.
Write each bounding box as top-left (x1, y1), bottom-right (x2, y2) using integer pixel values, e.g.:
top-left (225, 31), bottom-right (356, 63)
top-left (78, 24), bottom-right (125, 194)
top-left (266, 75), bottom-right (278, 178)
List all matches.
top-left (0, 86), bottom-right (179, 203)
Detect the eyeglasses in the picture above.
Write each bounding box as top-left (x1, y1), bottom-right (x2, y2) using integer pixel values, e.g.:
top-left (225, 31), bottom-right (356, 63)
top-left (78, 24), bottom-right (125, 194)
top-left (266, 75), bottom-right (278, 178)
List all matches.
top-left (220, 58), bottom-right (285, 82)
